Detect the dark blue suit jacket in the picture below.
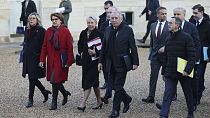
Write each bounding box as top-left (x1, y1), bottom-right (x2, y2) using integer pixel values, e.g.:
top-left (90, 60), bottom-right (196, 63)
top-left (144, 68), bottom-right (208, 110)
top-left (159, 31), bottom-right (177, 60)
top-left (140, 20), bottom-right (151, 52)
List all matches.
top-left (141, 0), bottom-right (160, 21)
top-left (182, 21), bottom-right (201, 62)
top-left (149, 21), bottom-right (169, 60)
top-left (99, 23), bottom-right (139, 73)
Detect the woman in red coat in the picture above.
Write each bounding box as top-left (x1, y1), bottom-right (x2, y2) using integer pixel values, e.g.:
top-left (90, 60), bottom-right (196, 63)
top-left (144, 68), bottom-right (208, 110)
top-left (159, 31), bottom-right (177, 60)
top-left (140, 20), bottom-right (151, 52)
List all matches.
top-left (39, 13), bottom-right (73, 110)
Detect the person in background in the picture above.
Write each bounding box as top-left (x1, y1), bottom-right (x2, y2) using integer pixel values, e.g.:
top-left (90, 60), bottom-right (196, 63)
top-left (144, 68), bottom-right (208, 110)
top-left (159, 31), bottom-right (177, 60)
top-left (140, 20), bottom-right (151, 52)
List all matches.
top-left (22, 12), bottom-right (51, 108)
top-left (190, 4), bottom-right (210, 106)
top-left (98, 0), bottom-right (113, 30)
top-left (39, 13), bottom-right (74, 110)
top-left (138, 0), bottom-right (160, 43)
top-left (20, 0), bottom-right (37, 27)
top-left (77, 16), bottom-right (104, 112)
top-left (59, 0), bottom-right (72, 27)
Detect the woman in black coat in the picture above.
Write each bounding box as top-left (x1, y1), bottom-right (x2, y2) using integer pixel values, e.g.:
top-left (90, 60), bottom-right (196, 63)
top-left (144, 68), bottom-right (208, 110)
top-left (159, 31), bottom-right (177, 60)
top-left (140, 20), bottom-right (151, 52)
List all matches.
top-left (22, 12), bottom-right (51, 108)
top-left (77, 16), bottom-right (103, 111)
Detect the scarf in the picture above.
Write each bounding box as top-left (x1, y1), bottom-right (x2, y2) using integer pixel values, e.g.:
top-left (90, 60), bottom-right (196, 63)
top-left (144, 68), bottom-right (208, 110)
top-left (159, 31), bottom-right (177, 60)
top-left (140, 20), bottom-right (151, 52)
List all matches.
top-left (50, 25), bottom-right (63, 50)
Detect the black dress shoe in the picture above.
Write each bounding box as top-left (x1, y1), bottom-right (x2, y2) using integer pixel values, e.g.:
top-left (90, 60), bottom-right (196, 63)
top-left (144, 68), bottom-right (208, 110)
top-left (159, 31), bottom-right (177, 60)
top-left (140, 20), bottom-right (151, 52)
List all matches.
top-left (123, 97), bottom-right (132, 113)
top-left (138, 39), bottom-right (146, 43)
top-left (62, 91), bottom-right (71, 105)
top-left (109, 110), bottom-right (119, 118)
top-left (142, 96), bottom-right (154, 103)
top-left (187, 113), bottom-right (194, 118)
top-left (26, 100), bottom-right (33, 108)
top-left (159, 116), bottom-right (167, 118)
top-left (77, 106), bottom-right (86, 112)
top-left (100, 83), bottom-right (107, 89)
top-left (101, 97), bottom-right (108, 104)
top-left (156, 103), bottom-right (162, 110)
top-left (92, 103), bottom-right (103, 110)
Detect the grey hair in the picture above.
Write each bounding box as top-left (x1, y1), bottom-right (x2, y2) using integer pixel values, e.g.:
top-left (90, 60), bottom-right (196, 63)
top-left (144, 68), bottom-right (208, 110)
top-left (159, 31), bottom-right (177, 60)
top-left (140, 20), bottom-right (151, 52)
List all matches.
top-left (27, 12), bottom-right (42, 29)
top-left (86, 16), bottom-right (97, 24)
top-left (110, 11), bottom-right (123, 20)
top-left (173, 7), bottom-right (186, 15)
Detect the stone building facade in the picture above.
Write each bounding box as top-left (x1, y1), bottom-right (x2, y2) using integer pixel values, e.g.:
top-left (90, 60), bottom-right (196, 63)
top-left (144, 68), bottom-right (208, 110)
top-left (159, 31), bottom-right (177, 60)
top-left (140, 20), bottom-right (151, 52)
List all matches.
top-left (0, 0), bottom-right (210, 42)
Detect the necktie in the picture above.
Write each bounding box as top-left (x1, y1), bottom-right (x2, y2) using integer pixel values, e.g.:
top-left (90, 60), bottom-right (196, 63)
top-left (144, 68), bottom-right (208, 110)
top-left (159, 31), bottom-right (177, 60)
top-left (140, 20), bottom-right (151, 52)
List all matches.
top-left (196, 20), bottom-right (200, 27)
top-left (157, 22), bottom-right (162, 40)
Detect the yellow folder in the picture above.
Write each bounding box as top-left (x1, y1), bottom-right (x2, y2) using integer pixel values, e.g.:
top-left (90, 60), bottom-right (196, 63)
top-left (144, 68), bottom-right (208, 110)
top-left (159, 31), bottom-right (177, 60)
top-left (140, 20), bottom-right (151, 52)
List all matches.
top-left (177, 57), bottom-right (194, 78)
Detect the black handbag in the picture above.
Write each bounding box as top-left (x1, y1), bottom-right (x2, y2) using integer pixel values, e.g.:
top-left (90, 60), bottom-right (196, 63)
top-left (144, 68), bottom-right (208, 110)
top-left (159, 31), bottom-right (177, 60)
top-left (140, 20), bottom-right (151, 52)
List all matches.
top-left (16, 26), bottom-right (25, 34)
top-left (76, 54), bottom-right (82, 66)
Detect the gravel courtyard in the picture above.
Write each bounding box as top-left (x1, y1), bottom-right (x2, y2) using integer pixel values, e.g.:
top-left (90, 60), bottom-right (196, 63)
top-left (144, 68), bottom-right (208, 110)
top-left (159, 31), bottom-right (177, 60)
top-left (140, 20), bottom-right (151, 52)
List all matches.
top-left (0, 43), bottom-right (209, 118)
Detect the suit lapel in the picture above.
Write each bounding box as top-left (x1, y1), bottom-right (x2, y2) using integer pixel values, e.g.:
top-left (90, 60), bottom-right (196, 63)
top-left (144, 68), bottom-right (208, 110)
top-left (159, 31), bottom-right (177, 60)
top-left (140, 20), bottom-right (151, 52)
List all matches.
top-left (151, 22), bottom-right (158, 40)
top-left (159, 22), bottom-right (168, 39)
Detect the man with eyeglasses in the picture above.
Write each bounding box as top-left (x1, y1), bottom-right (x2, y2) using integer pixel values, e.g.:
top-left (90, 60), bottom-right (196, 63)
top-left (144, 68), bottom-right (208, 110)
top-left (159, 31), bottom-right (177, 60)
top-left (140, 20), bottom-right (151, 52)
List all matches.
top-left (189, 4), bottom-right (210, 106)
top-left (98, 0), bottom-right (113, 31)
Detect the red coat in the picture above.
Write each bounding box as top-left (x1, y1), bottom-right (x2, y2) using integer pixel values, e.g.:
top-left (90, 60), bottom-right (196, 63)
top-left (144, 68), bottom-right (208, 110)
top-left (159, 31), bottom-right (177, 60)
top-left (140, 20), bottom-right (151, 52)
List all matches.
top-left (40, 25), bottom-right (73, 84)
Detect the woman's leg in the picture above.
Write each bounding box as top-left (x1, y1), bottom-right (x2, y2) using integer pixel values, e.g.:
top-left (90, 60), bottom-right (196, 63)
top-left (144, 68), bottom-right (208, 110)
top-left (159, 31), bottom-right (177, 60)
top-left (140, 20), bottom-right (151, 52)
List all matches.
top-left (57, 83), bottom-right (71, 105)
top-left (78, 88), bottom-right (91, 107)
top-left (93, 87), bottom-right (102, 106)
top-left (26, 79), bottom-right (36, 108)
top-left (50, 84), bottom-right (58, 110)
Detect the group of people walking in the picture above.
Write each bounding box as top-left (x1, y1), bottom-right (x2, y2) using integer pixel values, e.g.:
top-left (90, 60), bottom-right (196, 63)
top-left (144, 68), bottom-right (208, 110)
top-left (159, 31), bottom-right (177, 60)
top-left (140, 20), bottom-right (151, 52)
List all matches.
top-left (20, 0), bottom-right (210, 118)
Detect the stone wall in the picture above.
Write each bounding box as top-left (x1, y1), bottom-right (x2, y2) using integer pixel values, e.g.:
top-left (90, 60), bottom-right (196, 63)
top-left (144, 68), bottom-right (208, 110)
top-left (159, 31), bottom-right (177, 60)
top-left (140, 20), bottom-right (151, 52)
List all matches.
top-left (0, 0), bottom-right (210, 41)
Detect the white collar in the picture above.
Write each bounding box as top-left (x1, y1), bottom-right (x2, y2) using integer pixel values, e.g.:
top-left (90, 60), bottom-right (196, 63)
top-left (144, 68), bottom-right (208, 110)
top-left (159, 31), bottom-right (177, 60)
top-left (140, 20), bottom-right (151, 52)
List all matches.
top-left (198, 17), bottom-right (203, 24)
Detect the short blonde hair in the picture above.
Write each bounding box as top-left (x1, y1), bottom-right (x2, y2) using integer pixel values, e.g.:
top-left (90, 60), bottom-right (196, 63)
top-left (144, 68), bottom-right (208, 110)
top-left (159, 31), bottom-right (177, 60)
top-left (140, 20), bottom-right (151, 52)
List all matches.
top-left (86, 16), bottom-right (98, 24)
top-left (27, 12), bottom-right (42, 29)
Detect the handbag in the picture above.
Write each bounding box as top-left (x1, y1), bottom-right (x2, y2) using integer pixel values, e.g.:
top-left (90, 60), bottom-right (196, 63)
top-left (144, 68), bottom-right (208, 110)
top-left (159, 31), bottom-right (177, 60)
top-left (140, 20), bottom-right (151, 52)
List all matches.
top-left (123, 54), bottom-right (133, 71)
top-left (16, 26), bottom-right (25, 34)
top-left (61, 52), bottom-right (68, 68)
top-left (76, 54), bottom-right (82, 66)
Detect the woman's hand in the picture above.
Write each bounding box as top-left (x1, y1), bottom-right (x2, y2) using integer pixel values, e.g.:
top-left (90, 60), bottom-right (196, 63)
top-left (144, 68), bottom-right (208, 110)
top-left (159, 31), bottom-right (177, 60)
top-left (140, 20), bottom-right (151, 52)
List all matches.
top-left (39, 62), bottom-right (44, 68)
top-left (98, 63), bottom-right (103, 73)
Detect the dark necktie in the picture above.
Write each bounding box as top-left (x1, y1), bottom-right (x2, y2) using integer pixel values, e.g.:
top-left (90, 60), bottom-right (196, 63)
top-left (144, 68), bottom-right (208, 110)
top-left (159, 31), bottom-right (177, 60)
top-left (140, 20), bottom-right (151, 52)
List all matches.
top-left (196, 20), bottom-right (200, 27)
top-left (157, 22), bottom-right (162, 40)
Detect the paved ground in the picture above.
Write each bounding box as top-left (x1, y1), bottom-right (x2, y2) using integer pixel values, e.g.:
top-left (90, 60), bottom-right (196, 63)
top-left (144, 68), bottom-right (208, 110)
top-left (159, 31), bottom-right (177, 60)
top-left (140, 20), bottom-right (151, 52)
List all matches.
top-left (0, 43), bottom-right (209, 118)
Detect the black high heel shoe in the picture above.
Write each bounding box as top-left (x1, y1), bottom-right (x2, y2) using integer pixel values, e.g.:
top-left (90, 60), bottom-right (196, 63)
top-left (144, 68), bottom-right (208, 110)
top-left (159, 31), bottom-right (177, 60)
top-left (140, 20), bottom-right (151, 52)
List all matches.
top-left (77, 106), bottom-right (86, 112)
top-left (43, 90), bottom-right (52, 103)
top-left (92, 103), bottom-right (103, 110)
top-left (62, 91), bottom-right (71, 105)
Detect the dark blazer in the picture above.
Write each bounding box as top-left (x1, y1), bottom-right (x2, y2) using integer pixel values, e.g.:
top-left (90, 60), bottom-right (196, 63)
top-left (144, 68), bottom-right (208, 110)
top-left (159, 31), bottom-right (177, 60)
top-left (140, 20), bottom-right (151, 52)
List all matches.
top-left (98, 12), bottom-right (107, 29)
top-left (20, 0), bottom-right (37, 26)
top-left (182, 21), bottom-right (201, 62)
top-left (162, 30), bottom-right (195, 77)
top-left (100, 20), bottom-right (110, 33)
top-left (22, 26), bottom-right (46, 79)
top-left (99, 23), bottom-right (139, 73)
top-left (141, 0), bottom-right (160, 22)
top-left (149, 21), bottom-right (169, 60)
top-left (190, 18), bottom-right (210, 61)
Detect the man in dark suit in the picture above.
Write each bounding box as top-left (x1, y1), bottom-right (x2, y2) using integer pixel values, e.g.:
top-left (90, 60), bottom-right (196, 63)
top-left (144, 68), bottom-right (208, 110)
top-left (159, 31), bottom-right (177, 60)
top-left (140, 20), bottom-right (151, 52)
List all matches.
top-left (173, 7), bottom-right (201, 111)
top-left (98, 0), bottom-right (113, 30)
top-left (160, 17), bottom-right (195, 118)
top-left (20, 0), bottom-right (37, 26)
top-left (190, 4), bottom-right (210, 105)
top-left (142, 7), bottom-right (169, 103)
top-left (99, 11), bottom-right (139, 118)
top-left (138, 0), bottom-right (160, 43)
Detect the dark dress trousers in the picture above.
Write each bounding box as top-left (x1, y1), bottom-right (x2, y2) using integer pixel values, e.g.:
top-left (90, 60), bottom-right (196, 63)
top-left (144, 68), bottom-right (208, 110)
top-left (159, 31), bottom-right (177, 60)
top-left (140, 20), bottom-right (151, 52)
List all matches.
top-left (140, 0), bottom-right (160, 41)
top-left (99, 23), bottom-right (139, 111)
top-left (189, 18), bottom-right (210, 103)
top-left (160, 30), bottom-right (195, 117)
top-left (147, 21), bottom-right (169, 98)
top-left (78, 28), bottom-right (103, 90)
top-left (20, 0), bottom-right (37, 26)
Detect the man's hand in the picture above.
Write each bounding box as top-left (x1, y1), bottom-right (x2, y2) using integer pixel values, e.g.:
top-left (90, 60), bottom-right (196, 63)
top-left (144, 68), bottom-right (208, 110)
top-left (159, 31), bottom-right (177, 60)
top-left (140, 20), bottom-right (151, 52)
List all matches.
top-left (182, 71), bottom-right (189, 77)
top-left (148, 10), bottom-right (152, 15)
top-left (98, 63), bottom-right (103, 73)
top-left (133, 65), bottom-right (138, 70)
top-left (158, 46), bottom-right (165, 54)
top-left (39, 62), bottom-right (44, 68)
top-left (64, 64), bottom-right (70, 68)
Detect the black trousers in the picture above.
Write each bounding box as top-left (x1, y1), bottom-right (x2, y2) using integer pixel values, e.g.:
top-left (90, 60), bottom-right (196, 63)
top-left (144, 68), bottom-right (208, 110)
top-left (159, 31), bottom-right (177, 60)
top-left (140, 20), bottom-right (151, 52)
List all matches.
top-left (111, 68), bottom-right (130, 111)
top-left (160, 76), bottom-right (194, 117)
top-left (149, 57), bottom-right (163, 97)
top-left (28, 78), bottom-right (46, 101)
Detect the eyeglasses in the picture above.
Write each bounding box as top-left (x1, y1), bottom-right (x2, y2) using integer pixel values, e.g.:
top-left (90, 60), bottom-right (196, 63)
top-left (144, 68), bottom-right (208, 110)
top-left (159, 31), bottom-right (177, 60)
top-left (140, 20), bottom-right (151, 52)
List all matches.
top-left (174, 13), bottom-right (181, 15)
top-left (104, 7), bottom-right (109, 10)
top-left (51, 18), bottom-right (59, 21)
